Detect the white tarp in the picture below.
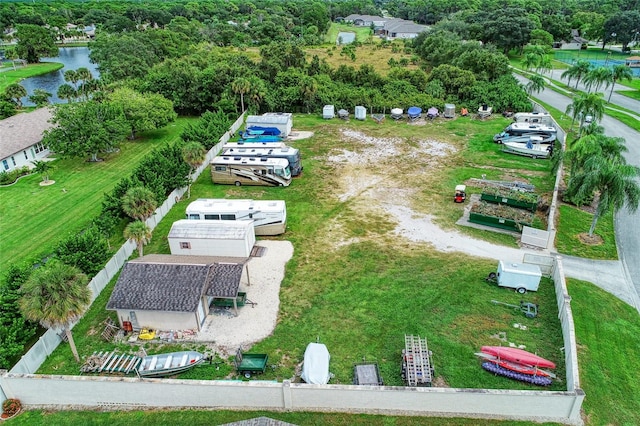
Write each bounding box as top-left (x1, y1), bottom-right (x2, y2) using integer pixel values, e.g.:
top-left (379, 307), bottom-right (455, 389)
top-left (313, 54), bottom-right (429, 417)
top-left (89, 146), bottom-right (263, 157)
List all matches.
top-left (301, 343), bottom-right (330, 384)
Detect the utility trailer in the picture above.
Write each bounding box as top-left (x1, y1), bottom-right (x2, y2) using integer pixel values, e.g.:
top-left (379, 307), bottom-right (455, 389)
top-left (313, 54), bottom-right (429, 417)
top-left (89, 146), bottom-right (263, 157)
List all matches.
top-left (487, 261), bottom-right (542, 294)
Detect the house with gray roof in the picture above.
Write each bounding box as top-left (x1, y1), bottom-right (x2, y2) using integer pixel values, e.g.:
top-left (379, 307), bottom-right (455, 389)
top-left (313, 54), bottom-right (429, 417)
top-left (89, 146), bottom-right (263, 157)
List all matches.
top-left (168, 219), bottom-right (256, 258)
top-left (106, 254), bottom-right (248, 331)
top-left (380, 19), bottom-right (429, 40)
top-left (344, 14), bottom-right (387, 28)
top-left (0, 108), bottom-right (53, 172)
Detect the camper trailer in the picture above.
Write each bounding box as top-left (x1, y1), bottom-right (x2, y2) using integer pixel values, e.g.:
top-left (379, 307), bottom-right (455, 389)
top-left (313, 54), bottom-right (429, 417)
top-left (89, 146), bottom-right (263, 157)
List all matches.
top-left (513, 112), bottom-right (553, 126)
top-left (224, 141), bottom-right (288, 149)
top-left (186, 199), bottom-right (287, 236)
top-left (503, 122), bottom-right (557, 137)
top-left (210, 156), bottom-right (291, 187)
top-left (221, 146), bottom-right (302, 176)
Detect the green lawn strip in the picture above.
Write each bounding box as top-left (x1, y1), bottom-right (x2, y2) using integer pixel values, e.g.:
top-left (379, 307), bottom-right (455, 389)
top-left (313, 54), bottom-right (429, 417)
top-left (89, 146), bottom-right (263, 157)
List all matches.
top-left (554, 205), bottom-right (617, 259)
top-left (0, 62), bottom-right (64, 92)
top-left (39, 115), bottom-right (565, 394)
top-left (8, 409), bottom-right (563, 426)
top-left (324, 22), bottom-right (374, 44)
top-left (568, 278), bottom-right (640, 426)
top-left (617, 90), bottom-right (640, 101)
top-left (0, 118), bottom-right (195, 268)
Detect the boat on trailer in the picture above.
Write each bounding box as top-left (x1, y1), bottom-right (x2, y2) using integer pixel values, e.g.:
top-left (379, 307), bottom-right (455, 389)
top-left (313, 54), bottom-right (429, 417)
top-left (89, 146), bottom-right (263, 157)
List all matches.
top-left (137, 350), bottom-right (205, 378)
top-left (502, 139), bottom-right (553, 159)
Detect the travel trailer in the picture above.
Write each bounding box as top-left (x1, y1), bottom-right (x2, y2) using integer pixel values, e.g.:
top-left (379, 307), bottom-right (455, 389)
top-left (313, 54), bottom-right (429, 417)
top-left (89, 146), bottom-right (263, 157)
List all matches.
top-left (221, 145), bottom-right (302, 176)
top-left (513, 112), bottom-right (553, 126)
top-left (210, 156), bottom-right (291, 187)
top-left (186, 199), bottom-right (287, 236)
top-left (502, 122), bottom-right (557, 137)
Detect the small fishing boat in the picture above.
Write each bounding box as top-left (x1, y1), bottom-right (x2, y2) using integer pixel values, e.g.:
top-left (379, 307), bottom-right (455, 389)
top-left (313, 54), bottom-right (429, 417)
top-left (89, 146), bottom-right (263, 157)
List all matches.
top-left (502, 139), bottom-right (553, 159)
top-left (137, 350), bottom-right (205, 378)
top-left (493, 132), bottom-right (556, 145)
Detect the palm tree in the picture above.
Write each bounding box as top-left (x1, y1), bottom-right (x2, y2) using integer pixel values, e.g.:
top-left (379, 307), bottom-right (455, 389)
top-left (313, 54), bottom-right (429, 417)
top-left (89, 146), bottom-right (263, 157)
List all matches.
top-left (247, 77), bottom-right (266, 111)
top-left (572, 155), bottom-right (640, 236)
top-left (607, 64), bottom-right (634, 103)
top-left (565, 92), bottom-right (605, 135)
top-left (522, 52), bottom-right (539, 71)
top-left (57, 83), bottom-right (77, 103)
top-left (181, 142), bottom-right (206, 199)
top-left (231, 77), bottom-right (251, 112)
top-left (32, 160), bottom-right (55, 183)
top-left (19, 260), bottom-right (91, 363)
top-left (64, 69), bottom-right (80, 90)
top-left (76, 67), bottom-right (94, 101)
top-left (536, 55), bottom-right (553, 75)
top-left (28, 89), bottom-right (52, 107)
top-left (124, 220), bottom-right (152, 257)
top-left (121, 186), bottom-right (158, 221)
top-left (526, 75), bottom-right (545, 95)
top-left (582, 67), bottom-right (612, 93)
top-left (4, 83), bottom-right (27, 109)
top-left (561, 60), bottom-right (591, 89)
top-left (300, 76), bottom-right (318, 113)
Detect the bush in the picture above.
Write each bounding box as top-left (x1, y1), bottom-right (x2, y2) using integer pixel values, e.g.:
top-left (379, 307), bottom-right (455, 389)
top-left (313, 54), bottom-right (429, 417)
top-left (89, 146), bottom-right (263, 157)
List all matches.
top-left (0, 166), bottom-right (31, 185)
top-left (2, 398), bottom-right (21, 415)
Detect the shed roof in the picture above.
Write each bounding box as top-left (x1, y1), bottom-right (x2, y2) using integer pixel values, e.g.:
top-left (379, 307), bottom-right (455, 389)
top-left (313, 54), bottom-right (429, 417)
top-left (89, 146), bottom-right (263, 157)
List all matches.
top-left (0, 107), bottom-right (53, 160)
top-left (107, 256), bottom-right (247, 312)
top-left (168, 219), bottom-right (254, 240)
top-left (246, 115), bottom-right (291, 125)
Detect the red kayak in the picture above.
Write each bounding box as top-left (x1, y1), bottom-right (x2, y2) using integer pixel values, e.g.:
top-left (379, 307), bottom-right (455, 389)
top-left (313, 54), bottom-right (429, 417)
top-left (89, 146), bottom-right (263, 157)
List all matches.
top-left (481, 346), bottom-right (556, 369)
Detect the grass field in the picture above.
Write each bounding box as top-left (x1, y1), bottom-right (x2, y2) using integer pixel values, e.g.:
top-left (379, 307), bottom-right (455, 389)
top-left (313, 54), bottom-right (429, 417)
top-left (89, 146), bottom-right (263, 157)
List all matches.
top-left (0, 118), bottom-right (196, 268)
top-left (39, 114), bottom-right (566, 394)
top-left (0, 62), bottom-right (63, 92)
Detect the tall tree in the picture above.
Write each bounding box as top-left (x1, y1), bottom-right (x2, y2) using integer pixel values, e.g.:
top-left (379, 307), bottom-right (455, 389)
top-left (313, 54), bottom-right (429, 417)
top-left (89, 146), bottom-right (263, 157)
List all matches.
top-left (42, 101), bottom-right (129, 162)
top-left (231, 77), bottom-right (251, 113)
top-left (19, 260), bottom-right (91, 363)
top-left (14, 24), bottom-right (58, 63)
top-left (3, 83), bottom-right (27, 109)
top-left (32, 159), bottom-right (55, 183)
top-left (181, 142), bottom-right (206, 199)
top-left (607, 64), bottom-right (634, 103)
top-left (561, 60), bottom-right (592, 89)
top-left (56, 84), bottom-right (76, 103)
top-left (28, 88), bottom-right (52, 107)
top-left (108, 88), bottom-right (177, 140)
top-left (565, 92), bottom-right (605, 134)
top-left (582, 67), bottom-right (612, 93)
top-left (124, 220), bottom-right (152, 258)
top-left (526, 75), bottom-right (545, 95)
top-left (121, 186), bottom-right (158, 222)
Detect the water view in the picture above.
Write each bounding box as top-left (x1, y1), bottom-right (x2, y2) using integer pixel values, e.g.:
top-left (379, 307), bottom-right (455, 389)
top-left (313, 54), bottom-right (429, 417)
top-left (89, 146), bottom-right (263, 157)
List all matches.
top-left (18, 47), bottom-right (99, 106)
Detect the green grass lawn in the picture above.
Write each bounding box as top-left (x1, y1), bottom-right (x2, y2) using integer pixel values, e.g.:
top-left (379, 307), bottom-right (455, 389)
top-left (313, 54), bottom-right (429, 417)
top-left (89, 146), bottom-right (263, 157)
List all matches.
top-left (324, 22), bottom-right (375, 44)
top-left (554, 205), bottom-right (617, 259)
top-left (0, 62), bottom-right (64, 92)
top-left (39, 114), bottom-right (566, 394)
top-left (0, 118), bottom-right (195, 269)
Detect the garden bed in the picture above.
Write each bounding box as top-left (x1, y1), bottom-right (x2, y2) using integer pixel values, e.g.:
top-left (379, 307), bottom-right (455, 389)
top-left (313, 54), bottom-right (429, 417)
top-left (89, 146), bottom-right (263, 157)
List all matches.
top-left (480, 188), bottom-right (539, 212)
top-left (469, 201), bottom-right (534, 232)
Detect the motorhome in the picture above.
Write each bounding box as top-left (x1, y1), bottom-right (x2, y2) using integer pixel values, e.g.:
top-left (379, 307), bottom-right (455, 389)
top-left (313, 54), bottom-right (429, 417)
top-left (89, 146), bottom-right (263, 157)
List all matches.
top-left (221, 145), bottom-right (302, 176)
top-left (210, 156), bottom-right (291, 187)
top-left (502, 122), bottom-right (557, 137)
top-left (513, 112), bottom-right (553, 126)
top-left (185, 199), bottom-right (287, 236)
top-left (224, 141), bottom-right (288, 149)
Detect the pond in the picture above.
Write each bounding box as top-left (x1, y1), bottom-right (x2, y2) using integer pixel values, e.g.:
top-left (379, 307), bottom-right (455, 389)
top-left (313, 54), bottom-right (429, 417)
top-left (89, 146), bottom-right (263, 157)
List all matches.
top-left (337, 32), bottom-right (356, 45)
top-left (19, 46), bottom-right (99, 106)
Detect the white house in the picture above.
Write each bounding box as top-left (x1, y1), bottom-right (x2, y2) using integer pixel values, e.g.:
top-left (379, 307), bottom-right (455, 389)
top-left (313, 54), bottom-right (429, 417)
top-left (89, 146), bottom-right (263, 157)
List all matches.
top-left (168, 219), bottom-right (256, 258)
top-left (245, 113), bottom-right (293, 138)
top-left (344, 14), bottom-right (387, 28)
top-left (0, 108), bottom-right (53, 172)
top-left (106, 255), bottom-right (248, 331)
top-left (380, 19), bottom-right (429, 39)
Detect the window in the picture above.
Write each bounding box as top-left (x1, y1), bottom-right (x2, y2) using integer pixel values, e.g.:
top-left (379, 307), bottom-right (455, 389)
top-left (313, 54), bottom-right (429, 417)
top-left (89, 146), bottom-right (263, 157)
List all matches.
top-left (34, 142), bottom-right (46, 154)
top-left (215, 166), bottom-right (226, 171)
top-left (23, 151), bottom-right (28, 160)
top-left (2, 160), bottom-right (8, 170)
top-left (204, 214), bottom-right (220, 220)
top-left (11, 157), bottom-right (16, 166)
top-left (187, 214), bottom-right (200, 220)
top-left (221, 214), bottom-right (235, 220)
top-left (180, 242), bottom-right (191, 249)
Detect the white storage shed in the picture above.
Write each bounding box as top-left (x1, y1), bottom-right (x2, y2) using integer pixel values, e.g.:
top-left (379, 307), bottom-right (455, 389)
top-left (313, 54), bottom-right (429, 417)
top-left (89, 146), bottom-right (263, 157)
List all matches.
top-left (246, 113), bottom-right (293, 137)
top-left (323, 105), bottom-right (335, 119)
top-left (168, 219), bottom-right (256, 258)
top-left (444, 104), bottom-right (455, 118)
top-left (355, 106), bottom-right (367, 120)
top-left (496, 261), bottom-right (542, 293)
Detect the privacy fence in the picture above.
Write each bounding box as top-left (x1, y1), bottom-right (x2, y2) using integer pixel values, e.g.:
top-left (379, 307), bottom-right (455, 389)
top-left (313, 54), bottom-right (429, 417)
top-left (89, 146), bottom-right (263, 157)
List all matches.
top-left (1, 113), bottom-right (584, 424)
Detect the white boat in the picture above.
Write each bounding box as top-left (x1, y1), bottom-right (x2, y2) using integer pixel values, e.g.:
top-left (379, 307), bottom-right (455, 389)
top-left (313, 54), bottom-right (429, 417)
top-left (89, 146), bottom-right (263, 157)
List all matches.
top-left (137, 351), bottom-right (205, 378)
top-left (502, 140), bottom-right (552, 159)
top-left (493, 132), bottom-right (556, 145)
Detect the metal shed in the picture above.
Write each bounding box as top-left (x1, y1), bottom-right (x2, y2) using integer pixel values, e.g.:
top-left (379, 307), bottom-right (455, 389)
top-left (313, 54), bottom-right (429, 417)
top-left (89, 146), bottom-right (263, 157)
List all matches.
top-left (444, 104), bottom-right (455, 118)
top-left (168, 219), bottom-right (256, 258)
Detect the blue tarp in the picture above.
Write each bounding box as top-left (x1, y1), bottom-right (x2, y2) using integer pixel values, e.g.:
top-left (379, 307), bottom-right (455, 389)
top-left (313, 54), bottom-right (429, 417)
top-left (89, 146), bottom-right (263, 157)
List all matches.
top-left (247, 126), bottom-right (281, 136)
top-left (407, 106), bottom-right (422, 117)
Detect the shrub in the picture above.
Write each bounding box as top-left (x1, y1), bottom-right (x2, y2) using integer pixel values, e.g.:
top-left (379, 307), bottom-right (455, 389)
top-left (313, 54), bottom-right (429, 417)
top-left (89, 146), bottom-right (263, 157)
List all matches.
top-left (0, 166), bottom-right (31, 185)
top-left (2, 398), bottom-right (21, 415)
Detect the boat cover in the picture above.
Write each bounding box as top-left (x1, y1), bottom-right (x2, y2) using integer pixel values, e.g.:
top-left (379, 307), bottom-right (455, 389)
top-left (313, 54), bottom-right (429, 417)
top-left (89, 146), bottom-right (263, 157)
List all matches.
top-left (301, 343), bottom-right (331, 384)
top-left (390, 108), bottom-right (403, 115)
top-left (427, 107), bottom-right (439, 116)
top-left (247, 126), bottom-right (281, 136)
top-left (407, 106), bottom-right (422, 116)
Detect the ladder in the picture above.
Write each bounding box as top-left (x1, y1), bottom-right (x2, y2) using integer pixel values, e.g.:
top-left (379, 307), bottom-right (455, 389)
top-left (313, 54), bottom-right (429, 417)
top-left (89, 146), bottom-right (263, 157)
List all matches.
top-left (129, 311), bottom-right (140, 331)
top-left (402, 334), bottom-right (433, 386)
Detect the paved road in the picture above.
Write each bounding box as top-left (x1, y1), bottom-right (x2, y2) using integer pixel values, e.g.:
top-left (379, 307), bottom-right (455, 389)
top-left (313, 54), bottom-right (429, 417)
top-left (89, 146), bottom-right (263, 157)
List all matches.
top-left (514, 73), bottom-right (640, 312)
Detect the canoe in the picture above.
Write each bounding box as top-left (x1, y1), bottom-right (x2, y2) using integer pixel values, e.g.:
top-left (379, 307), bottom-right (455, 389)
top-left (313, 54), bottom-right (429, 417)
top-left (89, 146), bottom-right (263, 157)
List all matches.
top-left (137, 350), bottom-right (205, 378)
top-left (481, 362), bottom-right (553, 386)
top-left (480, 346), bottom-right (555, 369)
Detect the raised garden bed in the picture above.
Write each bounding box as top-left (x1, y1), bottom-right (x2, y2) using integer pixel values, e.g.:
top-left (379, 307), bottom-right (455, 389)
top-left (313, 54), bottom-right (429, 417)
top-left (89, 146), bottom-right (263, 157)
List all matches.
top-left (469, 202), bottom-right (534, 232)
top-left (480, 188), bottom-right (539, 212)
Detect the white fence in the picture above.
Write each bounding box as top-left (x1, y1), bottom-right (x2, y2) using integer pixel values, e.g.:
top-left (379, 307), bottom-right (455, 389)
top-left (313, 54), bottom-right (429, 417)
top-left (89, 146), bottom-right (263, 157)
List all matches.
top-left (1, 112), bottom-right (585, 424)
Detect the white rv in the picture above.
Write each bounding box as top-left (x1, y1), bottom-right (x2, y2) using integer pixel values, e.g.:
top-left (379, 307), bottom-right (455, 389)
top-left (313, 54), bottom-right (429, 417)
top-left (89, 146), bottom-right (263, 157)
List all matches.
top-left (186, 199), bottom-right (287, 236)
top-left (210, 156), bottom-right (291, 187)
top-left (513, 112), bottom-right (553, 126)
top-left (221, 145), bottom-right (302, 176)
top-left (503, 122), bottom-right (557, 136)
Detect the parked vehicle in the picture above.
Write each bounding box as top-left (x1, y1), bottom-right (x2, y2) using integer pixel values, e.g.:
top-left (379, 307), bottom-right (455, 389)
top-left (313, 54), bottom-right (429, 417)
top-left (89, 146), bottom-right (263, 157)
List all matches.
top-left (493, 132), bottom-right (556, 145)
top-left (502, 139), bottom-right (553, 159)
top-left (221, 145), bottom-right (302, 176)
top-left (502, 122), bottom-right (556, 137)
top-left (512, 112), bottom-right (553, 126)
top-left (235, 348), bottom-right (268, 378)
top-left (454, 185), bottom-right (466, 203)
top-left (210, 156), bottom-right (291, 187)
top-left (186, 198), bottom-right (287, 236)
top-left (486, 261), bottom-right (542, 294)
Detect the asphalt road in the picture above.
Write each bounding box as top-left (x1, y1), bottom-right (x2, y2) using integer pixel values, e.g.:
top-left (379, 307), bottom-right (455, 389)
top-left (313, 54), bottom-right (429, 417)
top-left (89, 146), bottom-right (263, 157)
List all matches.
top-left (514, 73), bottom-right (640, 312)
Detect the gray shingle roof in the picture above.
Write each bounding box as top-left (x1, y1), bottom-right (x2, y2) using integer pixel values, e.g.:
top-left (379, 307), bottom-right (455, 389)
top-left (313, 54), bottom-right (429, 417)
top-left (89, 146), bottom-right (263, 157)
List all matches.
top-left (0, 107), bottom-right (53, 160)
top-left (107, 256), bottom-right (247, 312)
